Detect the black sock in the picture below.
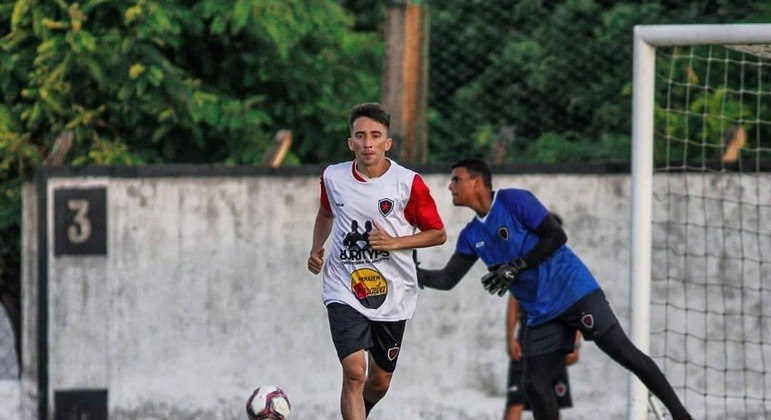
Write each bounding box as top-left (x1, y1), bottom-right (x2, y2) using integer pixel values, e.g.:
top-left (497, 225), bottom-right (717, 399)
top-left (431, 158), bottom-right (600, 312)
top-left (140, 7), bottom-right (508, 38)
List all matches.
top-left (364, 396), bottom-right (377, 417)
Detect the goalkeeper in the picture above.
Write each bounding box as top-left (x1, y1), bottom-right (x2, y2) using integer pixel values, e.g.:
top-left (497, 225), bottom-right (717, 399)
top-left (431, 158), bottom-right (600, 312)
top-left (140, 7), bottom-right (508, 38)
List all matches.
top-left (416, 158), bottom-right (691, 420)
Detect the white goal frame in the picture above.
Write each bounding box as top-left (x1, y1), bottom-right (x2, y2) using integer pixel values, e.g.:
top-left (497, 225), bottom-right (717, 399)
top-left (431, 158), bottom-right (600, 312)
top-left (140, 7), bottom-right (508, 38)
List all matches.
top-left (629, 23), bottom-right (771, 420)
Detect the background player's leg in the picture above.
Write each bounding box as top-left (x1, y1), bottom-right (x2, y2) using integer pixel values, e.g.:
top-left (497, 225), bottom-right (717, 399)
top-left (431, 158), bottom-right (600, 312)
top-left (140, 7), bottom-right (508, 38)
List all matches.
top-left (340, 350), bottom-right (368, 420)
top-left (504, 357), bottom-right (526, 420)
top-left (594, 323), bottom-right (691, 420)
top-left (504, 403), bottom-right (524, 420)
top-left (523, 350), bottom-right (564, 420)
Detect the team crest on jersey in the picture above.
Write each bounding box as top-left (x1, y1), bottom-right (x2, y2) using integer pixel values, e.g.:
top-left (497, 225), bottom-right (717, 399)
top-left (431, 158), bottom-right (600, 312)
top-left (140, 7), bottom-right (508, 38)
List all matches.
top-left (387, 346), bottom-right (400, 361)
top-left (498, 226), bottom-right (509, 240)
top-left (378, 198), bottom-right (394, 216)
top-left (351, 268), bottom-right (388, 309)
top-left (581, 313), bottom-right (594, 329)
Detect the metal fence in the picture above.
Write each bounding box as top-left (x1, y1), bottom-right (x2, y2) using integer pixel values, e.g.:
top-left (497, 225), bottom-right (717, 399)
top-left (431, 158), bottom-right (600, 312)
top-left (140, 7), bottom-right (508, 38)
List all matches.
top-left (427, 0), bottom-right (634, 164)
top-left (0, 306), bottom-right (18, 379)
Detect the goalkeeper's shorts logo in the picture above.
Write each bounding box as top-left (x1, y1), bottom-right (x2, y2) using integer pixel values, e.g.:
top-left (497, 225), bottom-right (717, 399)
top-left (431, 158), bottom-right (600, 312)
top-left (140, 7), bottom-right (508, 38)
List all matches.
top-left (351, 268), bottom-right (388, 309)
top-left (554, 380), bottom-right (568, 397)
top-left (581, 313), bottom-right (594, 329)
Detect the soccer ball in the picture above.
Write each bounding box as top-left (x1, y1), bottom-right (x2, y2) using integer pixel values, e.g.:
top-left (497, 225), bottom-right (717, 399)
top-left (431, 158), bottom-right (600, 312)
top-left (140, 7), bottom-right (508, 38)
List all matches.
top-left (246, 385), bottom-right (291, 420)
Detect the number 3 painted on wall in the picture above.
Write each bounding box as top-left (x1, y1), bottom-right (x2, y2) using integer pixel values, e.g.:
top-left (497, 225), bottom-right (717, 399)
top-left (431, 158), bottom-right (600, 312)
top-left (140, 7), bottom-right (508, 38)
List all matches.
top-left (54, 187), bottom-right (107, 256)
top-left (67, 199), bottom-right (92, 244)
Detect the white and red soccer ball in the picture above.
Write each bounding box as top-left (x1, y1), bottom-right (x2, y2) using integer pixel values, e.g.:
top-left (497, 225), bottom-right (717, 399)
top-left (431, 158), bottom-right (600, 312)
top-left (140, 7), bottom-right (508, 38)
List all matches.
top-left (246, 385), bottom-right (291, 420)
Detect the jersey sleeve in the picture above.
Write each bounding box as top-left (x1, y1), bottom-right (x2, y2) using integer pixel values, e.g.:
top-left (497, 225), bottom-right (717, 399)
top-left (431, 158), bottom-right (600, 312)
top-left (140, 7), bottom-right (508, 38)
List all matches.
top-left (454, 225), bottom-right (478, 257)
top-left (502, 189), bottom-right (549, 230)
top-left (319, 171), bottom-right (331, 212)
top-left (404, 174), bottom-right (444, 231)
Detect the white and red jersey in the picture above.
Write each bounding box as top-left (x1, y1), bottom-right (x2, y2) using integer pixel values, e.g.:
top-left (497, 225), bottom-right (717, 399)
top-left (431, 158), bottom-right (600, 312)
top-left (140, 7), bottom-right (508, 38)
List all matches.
top-left (319, 159), bottom-right (443, 321)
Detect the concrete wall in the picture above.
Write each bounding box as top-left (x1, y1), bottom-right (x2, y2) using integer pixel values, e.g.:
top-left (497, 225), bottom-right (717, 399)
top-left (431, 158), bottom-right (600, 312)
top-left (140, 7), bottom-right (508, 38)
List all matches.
top-left (15, 170), bottom-right (769, 419)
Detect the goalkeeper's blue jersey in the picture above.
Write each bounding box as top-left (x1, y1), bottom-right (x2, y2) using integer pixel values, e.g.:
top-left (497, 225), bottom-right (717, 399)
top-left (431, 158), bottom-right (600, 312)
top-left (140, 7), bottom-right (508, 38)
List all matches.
top-left (456, 189), bottom-right (599, 326)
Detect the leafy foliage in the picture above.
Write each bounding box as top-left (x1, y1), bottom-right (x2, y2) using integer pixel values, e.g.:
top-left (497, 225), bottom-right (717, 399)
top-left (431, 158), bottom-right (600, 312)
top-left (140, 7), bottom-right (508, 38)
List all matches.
top-left (1, 0), bottom-right (770, 369)
top-left (1, 0), bottom-right (382, 166)
top-left (0, 0), bottom-right (383, 361)
top-left (427, 0), bottom-right (768, 163)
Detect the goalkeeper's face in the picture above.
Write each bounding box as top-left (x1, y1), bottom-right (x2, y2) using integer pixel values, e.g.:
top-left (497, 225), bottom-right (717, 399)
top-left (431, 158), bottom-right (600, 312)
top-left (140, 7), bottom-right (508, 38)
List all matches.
top-left (448, 167), bottom-right (478, 207)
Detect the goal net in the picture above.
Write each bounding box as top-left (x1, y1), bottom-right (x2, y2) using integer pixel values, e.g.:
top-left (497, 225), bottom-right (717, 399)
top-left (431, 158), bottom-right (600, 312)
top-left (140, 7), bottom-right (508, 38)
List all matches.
top-left (631, 25), bottom-right (771, 420)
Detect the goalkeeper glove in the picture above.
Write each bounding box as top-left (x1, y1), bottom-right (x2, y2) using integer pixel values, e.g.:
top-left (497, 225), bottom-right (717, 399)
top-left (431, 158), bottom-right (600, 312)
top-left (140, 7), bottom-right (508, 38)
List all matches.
top-left (481, 258), bottom-right (528, 296)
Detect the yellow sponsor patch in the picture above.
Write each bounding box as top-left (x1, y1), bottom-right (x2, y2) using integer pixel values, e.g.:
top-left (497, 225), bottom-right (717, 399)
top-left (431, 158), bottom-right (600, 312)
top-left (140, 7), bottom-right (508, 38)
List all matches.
top-left (350, 268), bottom-right (388, 309)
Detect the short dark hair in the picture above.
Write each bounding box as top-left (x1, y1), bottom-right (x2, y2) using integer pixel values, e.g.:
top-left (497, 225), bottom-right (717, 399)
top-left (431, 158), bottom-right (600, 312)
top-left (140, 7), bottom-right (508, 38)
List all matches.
top-left (452, 158), bottom-right (493, 189)
top-left (348, 102), bottom-right (390, 131)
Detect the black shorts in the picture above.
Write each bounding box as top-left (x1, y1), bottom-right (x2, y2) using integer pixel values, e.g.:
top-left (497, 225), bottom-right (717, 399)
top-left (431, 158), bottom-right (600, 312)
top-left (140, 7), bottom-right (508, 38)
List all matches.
top-left (506, 358), bottom-right (573, 409)
top-left (524, 289), bottom-right (618, 357)
top-left (326, 303), bottom-right (406, 372)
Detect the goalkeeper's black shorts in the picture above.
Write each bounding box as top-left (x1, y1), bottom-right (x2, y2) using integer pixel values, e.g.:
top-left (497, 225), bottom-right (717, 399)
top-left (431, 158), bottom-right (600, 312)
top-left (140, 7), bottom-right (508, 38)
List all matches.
top-left (524, 289), bottom-right (618, 357)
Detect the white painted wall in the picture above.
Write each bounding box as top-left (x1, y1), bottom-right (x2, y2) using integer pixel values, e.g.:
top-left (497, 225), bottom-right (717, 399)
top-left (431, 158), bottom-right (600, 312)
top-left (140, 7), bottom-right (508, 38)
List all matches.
top-left (13, 171), bottom-right (768, 419)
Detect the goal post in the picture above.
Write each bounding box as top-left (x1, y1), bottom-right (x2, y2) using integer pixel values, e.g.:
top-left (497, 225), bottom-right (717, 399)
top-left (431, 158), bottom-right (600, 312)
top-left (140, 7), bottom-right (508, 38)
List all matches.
top-left (630, 24), bottom-right (771, 420)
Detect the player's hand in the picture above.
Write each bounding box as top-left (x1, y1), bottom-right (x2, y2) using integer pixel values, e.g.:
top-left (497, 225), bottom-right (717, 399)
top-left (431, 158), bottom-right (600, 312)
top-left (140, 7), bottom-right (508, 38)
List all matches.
top-left (566, 333), bottom-right (582, 365)
top-left (481, 258), bottom-right (528, 296)
top-left (368, 221), bottom-right (397, 251)
top-left (508, 338), bottom-right (523, 361)
top-left (480, 270), bottom-right (504, 295)
top-left (307, 248), bottom-right (325, 274)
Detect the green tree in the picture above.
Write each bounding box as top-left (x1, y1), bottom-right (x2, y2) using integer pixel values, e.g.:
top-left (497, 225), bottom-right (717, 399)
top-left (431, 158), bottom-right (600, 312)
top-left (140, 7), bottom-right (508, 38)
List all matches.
top-left (0, 0), bottom-right (383, 369)
top-left (427, 0), bottom-right (769, 163)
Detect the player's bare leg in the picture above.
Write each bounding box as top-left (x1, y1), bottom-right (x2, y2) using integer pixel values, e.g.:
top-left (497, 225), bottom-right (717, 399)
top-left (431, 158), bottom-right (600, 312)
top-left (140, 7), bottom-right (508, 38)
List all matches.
top-left (362, 352), bottom-right (393, 417)
top-left (340, 350), bottom-right (368, 420)
top-left (504, 403), bottom-right (524, 420)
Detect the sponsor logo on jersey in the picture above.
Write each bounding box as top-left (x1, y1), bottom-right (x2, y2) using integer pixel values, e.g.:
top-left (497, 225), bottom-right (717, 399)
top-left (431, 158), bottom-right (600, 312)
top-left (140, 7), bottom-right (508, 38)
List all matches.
top-left (351, 268), bottom-right (388, 309)
top-left (387, 346), bottom-right (400, 361)
top-left (335, 202), bottom-right (345, 207)
top-left (340, 248), bottom-right (390, 262)
top-left (343, 219), bottom-right (372, 251)
top-left (340, 219), bottom-right (390, 263)
top-left (581, 313), bottom-right (594, 329)
top-left (475, 241), bottom-right (485, 248)
top-left (378, 198), bottom-right (394, 216)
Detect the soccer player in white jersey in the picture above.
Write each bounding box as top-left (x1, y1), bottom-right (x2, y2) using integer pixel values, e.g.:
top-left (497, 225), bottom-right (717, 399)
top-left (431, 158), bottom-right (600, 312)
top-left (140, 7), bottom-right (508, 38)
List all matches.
top-left (307, 103), bottom-right (446, 420)
top-left (416, 158), bottom-right (691, 420)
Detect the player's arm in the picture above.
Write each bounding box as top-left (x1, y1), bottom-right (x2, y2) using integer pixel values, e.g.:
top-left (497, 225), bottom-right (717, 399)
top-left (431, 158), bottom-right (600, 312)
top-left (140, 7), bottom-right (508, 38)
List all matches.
top-left (308, 206), bottom-right (333, 275)
top-left (482, 197), bottom-right (566, 295)
top-left (415, 252), bottom-right (477, 290)
top-left (369, 221), bottom-right (446, 251)
top-left (506, 295), bottom-right (523, 361)
top-left (369, 174), bottom-right (446, 251)
top-left (308, 173), bottom-right (333, 275)
top-left (516, 212), bottom-right (567, 268)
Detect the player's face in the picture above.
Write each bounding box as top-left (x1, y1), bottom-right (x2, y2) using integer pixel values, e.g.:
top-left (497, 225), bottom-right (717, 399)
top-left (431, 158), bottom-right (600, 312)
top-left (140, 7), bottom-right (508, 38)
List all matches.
top-left (448, 167), bottom-right (478, 207)
top-left (348, 117), bottom-right (392, 169)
